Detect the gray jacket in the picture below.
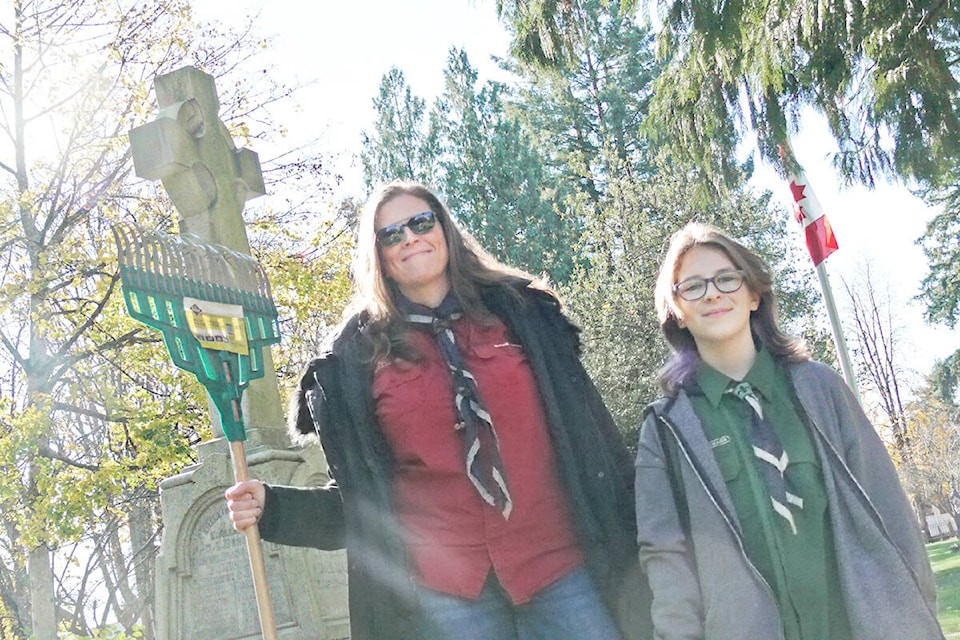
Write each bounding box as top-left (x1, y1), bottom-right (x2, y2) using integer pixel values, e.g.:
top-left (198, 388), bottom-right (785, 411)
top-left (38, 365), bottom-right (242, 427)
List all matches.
top-left (635, 360), bottom-right (942, 640)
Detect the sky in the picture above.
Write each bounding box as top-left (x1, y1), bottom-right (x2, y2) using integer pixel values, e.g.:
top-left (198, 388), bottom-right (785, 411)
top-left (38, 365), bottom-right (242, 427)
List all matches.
top-left (191, 0), bottom-right (960, 392)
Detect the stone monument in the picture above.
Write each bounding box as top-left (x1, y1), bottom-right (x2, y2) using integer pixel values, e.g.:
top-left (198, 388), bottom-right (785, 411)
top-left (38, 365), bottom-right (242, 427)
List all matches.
top-left (129, 66), bottom-right (349, 639)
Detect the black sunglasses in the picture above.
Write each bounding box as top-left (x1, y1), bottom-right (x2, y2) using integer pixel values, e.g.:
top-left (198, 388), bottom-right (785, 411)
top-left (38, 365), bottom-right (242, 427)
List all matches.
top-left (375, 210), bottom-right (438, 247)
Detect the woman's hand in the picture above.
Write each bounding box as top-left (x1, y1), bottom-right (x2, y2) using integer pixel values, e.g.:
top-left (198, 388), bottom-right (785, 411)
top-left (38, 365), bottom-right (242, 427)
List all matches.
top-left (224, 479), bottom-right (265, 531)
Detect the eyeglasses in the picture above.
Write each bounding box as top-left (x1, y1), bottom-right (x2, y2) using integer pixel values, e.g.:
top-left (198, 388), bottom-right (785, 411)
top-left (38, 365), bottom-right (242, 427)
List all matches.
top-left (673, 270), bottom-right (745, 301)
top-left (375, 210), bottom-right (438, 247)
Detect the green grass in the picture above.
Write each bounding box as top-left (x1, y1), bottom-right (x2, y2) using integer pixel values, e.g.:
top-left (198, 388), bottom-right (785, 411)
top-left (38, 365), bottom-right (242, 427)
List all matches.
top-left (929, 539), bottom-right (960, 634)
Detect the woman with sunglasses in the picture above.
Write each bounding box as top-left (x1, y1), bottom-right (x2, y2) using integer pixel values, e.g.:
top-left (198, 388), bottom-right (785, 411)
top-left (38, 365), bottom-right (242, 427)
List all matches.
top-left (225, 181), bottom-right (644, 640)
top-left (635, 221), bottom-right (941, 640)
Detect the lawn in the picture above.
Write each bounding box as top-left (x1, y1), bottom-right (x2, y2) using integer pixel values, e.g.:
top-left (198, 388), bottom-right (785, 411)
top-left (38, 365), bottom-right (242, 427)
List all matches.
top-left (929, 539), bottom-right (960, 634)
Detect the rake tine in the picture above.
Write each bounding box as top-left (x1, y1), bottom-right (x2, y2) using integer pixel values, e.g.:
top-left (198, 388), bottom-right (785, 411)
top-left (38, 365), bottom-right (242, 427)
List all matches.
top-left (200, 241), bottom-right (225, 299)
top-left (165, 230), bottom-right (182, 280)
top-left (143, 232), bottom-right (160, 279)
top-left (163, 230), bottom-right (177, 278)
top-left (180, 235), bottom-right (211, 300)
top-left (250, 263), bottom-right (276, 315)
top-left (111, 224), bottom-right (138, 295)
top-left (218, 249), bottom-right (241, 306)
top-left (123, 224), bottom-right (139, 270)
top-left (189, 240), bottom-right (211, 301)
top-left (119, 223), bottom-right (139, 271)
top-left (178, 236), bottom-right (200, 300)
top-left (126, 224), bottom-right (148, 289)
top-left (255, 263), bottom-right (274, 306)
top-left (208, 242), bottom-right (232, 303)
top-left (201, 245), bottom-right (219, 302)
top-left (177, 233), bottom-right (194, 297)
top-left (252, 266), bottom-right (269, 301)
top-left (223, 247), bottom-right (255, 294)
top-left (136, 229), bottom-right (149, 273)
top-left (181, 235), bottom-right (208, 285)
top-left (221, 246), bottom-right (241, 290)
top-left (111, 224), bottom-right (129, 269)
top-left (154, 233), bottom-right (169, 283)
top-left (164, 232), bottom-right (188, 298)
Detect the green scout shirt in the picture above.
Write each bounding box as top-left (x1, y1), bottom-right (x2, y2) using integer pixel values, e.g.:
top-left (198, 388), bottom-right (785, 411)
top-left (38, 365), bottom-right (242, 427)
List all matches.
top-left (688, 348), bottom-right (850, 640)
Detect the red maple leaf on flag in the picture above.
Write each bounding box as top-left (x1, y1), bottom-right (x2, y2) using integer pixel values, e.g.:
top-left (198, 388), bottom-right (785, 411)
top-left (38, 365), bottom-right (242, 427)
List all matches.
top-left (789, 180), bottom-right (807, 225)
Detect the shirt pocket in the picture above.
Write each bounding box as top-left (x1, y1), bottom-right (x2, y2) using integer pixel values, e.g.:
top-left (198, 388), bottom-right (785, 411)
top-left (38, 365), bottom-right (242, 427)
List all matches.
top-left (710, 435), bottom-right (744, 483)
top-left (784, 443), bottom-right (825, 513)
top-left (468, 339), bottom-right (530, 391)
top-left (373, 363), bottom-right (429, 422)
top-left (373, 361), bottom-right (462, 469)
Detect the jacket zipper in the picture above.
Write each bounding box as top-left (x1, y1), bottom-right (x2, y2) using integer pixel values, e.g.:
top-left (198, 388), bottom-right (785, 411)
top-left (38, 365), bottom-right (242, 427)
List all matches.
top-left (656, 411), bottom-right (787, 640)
top-left (797, 406), bottom-right (935, 610)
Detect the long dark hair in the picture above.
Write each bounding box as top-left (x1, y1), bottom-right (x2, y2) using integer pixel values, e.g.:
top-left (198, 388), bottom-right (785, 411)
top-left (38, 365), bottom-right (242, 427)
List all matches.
top-left (350, 180), bottom-right (548, 360)
top-left (654, 222), bottom-right (808, 393)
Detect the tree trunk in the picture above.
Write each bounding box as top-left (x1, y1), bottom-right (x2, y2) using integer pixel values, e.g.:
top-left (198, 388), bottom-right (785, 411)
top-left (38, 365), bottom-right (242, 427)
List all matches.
top-left (914, 496), bottom-right (932, 541)
top-left (27, 545), bottom-right (56, 640)
top-left (15, 5), bottom-right (56, 635)
top-left (129, 496), bottom-right (157, 640)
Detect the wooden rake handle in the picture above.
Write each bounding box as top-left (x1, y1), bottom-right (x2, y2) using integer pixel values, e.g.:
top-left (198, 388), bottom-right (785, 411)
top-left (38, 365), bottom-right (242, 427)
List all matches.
top-left (229, 438), bottom-right (279, 640)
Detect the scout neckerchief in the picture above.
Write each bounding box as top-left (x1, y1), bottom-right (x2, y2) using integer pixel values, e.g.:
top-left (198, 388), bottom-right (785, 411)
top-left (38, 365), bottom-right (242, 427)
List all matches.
top-left (398, 292), bottom-right (513, 519)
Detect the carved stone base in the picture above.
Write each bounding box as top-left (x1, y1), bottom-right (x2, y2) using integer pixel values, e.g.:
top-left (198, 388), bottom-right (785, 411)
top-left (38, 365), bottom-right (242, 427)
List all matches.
top-left (154, 432), bottom-right (350, 639)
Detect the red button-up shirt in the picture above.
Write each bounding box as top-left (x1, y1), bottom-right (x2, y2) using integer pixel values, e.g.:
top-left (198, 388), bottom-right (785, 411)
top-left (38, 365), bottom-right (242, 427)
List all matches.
top-left (372, 316), bottom-right (582, 604)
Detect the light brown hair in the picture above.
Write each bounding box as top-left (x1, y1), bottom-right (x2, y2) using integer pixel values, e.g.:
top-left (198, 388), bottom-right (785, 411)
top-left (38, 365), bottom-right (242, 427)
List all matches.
top-left (654, 222), bottom-right (808, 392)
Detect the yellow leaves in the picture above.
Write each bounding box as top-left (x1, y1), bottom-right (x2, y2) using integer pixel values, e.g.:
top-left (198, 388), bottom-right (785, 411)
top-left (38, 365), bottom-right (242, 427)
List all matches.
top-left (60, 623), bottom-right (147, 639)
top-left (259, 220), bottom-right (354, 327)
top-left (0, 324), bottom-right (209, 549)
top-left (0, 599), bottom-right (17, 640)
top-left (893, 391), bottom-right (960, 503)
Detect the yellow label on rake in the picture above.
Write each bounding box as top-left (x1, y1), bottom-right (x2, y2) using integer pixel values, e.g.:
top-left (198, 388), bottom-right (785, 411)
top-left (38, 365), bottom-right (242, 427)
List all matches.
top-left (183, 297), bottom-right (249, 355)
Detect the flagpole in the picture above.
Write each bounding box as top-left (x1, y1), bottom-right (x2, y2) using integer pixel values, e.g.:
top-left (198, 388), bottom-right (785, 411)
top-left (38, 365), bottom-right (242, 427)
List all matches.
top-left (814, 261), bottom-right (861, 402)
top-left (778, 141), bottom-right (860, 402)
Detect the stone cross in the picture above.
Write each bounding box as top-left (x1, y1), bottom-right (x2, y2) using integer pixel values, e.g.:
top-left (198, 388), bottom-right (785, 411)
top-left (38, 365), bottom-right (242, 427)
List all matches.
top-left (131, 67), bottom-right (352, 640)
top-left (129, 65), bottom-right (285, 442)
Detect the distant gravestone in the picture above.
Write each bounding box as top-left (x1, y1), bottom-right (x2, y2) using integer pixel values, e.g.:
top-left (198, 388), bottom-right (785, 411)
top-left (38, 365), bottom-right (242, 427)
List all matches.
top-left (129, 66), bottom-right (349, 639)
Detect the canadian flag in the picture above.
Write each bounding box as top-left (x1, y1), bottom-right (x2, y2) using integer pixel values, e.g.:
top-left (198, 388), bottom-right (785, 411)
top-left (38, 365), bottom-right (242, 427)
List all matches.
top-left (787, 173), bottom-right (838, 267)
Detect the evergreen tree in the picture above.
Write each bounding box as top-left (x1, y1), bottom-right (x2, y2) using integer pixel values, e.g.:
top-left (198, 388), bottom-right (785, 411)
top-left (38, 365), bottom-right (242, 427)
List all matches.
top-left (501, 0), bottom-right (960, 191)
top-left (506, 0), bottom-right (659, 201)
top-left (433, 49), bottom-right (580, 281)
top-left (499, 0), bottom-right (960, 362)
top-left (490, 0), bottom-right (825, 434)
top-left (646, 0), bottom-right (960, 195)
top-left (918, 186), bottom-right (960, 328)
top-left (360, 67), bottom-right (440, 190)
top-left (495, 0), bottom-right (641, 69)
top-left (929, 350), bottom-right (960, 408)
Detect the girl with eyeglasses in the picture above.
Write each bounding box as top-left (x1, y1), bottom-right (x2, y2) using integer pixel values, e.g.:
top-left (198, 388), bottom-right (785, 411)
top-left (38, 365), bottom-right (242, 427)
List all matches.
top-left (225, 181), bottom-right (648, 640)
top-left (635, 221), bottom-right (942, 640)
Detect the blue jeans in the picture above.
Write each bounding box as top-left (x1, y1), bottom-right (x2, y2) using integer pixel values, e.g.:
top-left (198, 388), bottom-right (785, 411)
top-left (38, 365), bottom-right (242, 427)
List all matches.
top-left (417, 566), bottom-right (622, 640)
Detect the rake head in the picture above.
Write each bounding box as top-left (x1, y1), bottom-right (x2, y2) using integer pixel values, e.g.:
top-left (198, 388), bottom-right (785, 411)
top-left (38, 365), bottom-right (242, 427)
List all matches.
top-left (112, 222), bottom-right (281, 441)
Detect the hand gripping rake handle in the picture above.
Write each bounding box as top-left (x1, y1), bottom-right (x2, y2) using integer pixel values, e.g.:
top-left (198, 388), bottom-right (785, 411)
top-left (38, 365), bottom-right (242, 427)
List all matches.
top-left (222, 362), bottom-right (277, 640)
top-left (112, 223), bottom-right (279, 639)
top-left (231, 442), bottom-right (277, 640)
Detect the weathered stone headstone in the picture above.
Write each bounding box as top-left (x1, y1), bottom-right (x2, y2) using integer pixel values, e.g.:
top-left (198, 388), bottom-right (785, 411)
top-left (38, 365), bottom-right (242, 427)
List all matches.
top-left (129, 66), bottom-right (349, 640)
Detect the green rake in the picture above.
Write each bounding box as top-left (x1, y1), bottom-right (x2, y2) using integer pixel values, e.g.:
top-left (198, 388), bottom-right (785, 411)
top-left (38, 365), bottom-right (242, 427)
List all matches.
top-left (112, 222), bottom-right (279, 640)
